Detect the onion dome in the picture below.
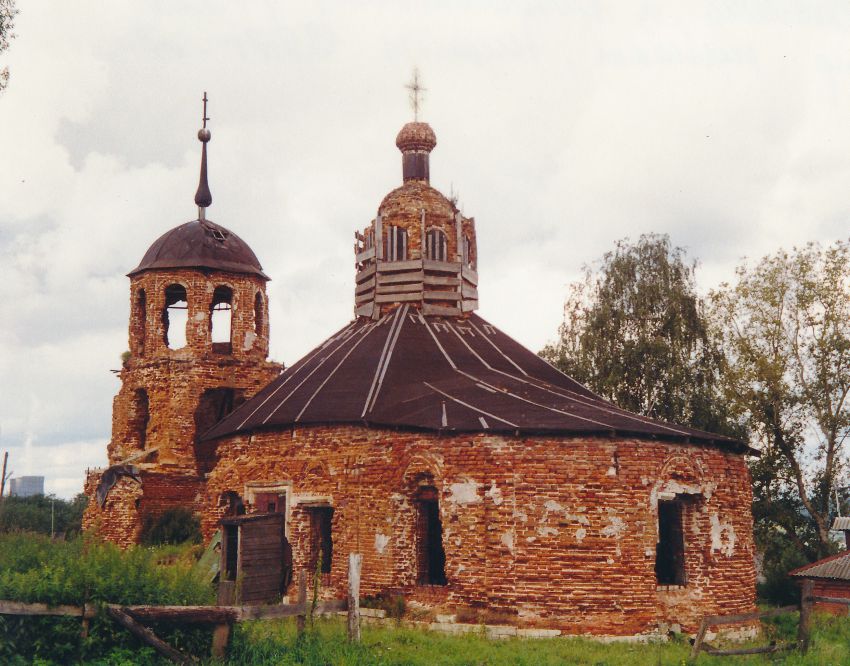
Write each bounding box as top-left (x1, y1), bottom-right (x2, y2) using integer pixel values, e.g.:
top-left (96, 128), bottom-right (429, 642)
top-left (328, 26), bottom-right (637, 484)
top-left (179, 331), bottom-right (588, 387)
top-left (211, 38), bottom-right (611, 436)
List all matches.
top-left (396, 121), bottom-right (437, 153)
top-left (128, 219), bottom-right (268, 279)
top-left (397, 121), bottom-right (437, 182)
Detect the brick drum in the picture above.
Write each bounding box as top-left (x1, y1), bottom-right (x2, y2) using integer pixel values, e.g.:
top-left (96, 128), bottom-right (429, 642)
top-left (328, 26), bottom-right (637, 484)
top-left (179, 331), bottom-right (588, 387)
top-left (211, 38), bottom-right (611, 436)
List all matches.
top-left (200, 426), bottom-right (754, 634)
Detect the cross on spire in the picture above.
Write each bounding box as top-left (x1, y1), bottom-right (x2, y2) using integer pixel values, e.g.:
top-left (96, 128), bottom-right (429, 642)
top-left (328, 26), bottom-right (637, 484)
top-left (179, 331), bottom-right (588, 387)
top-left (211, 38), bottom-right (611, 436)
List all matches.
top-left (405, 68), bottom-right (426, 121)
top-left (201, 91), bottom-right (210, 128)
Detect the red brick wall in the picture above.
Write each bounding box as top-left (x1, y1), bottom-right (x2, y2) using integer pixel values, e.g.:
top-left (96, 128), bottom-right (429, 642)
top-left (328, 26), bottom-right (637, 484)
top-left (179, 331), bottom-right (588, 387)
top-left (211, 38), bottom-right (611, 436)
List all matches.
top-left (82, 267), bottom-right (281, 543)
top-left (202, 425), bottom-right (756, 634)
top-left (813, 579), bottom-right (850, 615)
top-left (83, 471), bottom-right (204, 549)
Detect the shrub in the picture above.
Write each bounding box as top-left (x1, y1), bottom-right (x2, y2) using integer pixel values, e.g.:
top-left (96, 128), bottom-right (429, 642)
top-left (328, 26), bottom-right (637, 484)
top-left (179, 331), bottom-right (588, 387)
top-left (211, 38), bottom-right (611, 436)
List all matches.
top-left (0, 532), bottom-right (213, 663)
top-left (140, 507), bottom-right (202, 546)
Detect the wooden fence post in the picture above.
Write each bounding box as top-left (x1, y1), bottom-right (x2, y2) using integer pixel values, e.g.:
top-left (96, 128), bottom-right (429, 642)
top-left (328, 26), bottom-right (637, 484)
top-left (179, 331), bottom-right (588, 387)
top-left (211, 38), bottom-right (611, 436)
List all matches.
top-left (689, 617), bottom-right (708, 659)
top-left (348, 553), bottom-right (362, 642)
top-left (211, 622), bottom-right (231, 660)
top-left (296, 569), bottom-right (307, 635)
top-left (798, 579), bottom-right (813, 653)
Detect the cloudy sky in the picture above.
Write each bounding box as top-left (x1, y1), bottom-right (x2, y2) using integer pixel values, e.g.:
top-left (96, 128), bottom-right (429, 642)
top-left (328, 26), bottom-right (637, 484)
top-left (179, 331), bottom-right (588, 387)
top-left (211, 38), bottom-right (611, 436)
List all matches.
top-left (2, 2), bottom-right (850, 498)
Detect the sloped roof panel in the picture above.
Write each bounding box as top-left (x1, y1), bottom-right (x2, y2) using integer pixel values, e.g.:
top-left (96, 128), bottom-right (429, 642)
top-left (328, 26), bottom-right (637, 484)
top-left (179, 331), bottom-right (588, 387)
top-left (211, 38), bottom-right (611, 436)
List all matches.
top-left (202, 307), bottom-right (751, 452)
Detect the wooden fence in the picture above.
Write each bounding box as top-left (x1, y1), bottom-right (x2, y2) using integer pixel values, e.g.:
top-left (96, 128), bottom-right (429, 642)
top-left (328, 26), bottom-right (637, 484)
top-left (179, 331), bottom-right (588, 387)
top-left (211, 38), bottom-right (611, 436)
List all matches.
top-left (0, 552), bottom-right (363, 664)
top-left (690, 579), bottom-right (850, 659)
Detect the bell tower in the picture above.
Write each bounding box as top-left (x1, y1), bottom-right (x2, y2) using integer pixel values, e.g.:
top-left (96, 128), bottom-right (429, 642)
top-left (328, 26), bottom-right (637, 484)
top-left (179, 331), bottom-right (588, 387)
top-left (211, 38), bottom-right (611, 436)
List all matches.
top-left (83, 94), bottom-right (282, 545)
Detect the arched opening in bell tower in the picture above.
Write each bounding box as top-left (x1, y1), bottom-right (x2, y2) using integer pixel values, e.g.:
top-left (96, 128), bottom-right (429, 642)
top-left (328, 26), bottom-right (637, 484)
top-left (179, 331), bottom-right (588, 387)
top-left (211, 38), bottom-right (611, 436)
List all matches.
top-left (133, 289), bottom-right (146, 355)
top-left (253, 291), bottom-right (264, 338)
top-left (163, 284), bottom-right (188, 350)
top-left (210, 286), bottom-right (233, 354)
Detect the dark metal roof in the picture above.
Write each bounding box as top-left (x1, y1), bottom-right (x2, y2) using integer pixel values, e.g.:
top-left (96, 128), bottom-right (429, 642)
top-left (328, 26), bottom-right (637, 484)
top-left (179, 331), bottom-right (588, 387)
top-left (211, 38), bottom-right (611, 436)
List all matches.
top-left (203, 306), bottom-right (750, 452)
top-left (129, 219), bottom-right (268, 279)
top-left (790, 550), bottom-right (850, 581)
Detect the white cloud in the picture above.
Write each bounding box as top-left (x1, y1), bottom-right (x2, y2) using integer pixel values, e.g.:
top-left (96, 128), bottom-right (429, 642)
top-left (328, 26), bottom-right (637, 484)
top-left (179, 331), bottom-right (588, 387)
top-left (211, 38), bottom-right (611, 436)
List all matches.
top-left (2, 2), bottom-right (850, 497)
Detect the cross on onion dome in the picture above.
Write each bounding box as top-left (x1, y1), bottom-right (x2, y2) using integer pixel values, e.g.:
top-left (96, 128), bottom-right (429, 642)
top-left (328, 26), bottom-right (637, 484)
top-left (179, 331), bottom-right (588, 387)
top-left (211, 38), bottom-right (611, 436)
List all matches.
top-left (405, 68), bottom-right (427, 121)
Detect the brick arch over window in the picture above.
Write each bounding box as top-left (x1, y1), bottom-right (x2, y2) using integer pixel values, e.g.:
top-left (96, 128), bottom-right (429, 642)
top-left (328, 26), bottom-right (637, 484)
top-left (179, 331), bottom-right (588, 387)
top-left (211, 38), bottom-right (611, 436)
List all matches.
top-left (401, 454), bottom-right (444, 489)
top-left (219, 490), bottom-right (245, 516)
top-left (659, 453), bottom-right (704, 487)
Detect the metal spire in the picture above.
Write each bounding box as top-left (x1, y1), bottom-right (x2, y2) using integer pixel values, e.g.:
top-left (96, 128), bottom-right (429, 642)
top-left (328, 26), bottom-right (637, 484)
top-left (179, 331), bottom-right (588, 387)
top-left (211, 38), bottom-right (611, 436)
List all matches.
top-left (194, 92), bottom-right (212, 220)
top-left (405, 68), bottom-right (426, 121)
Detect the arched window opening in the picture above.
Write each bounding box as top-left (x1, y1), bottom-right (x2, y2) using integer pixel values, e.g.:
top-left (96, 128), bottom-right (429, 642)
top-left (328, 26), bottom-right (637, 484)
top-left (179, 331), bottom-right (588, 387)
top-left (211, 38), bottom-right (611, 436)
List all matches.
top-left (414, 485), bottom-right (446, 586)
top-left (194, 387), bottom-right (244, 475)
top-left (129, 388), bottom-right (149, 450)
top-left (462, 234), bottom-right (474, 267)
top-left (253, 292), bottom-right (264, 338)
top-left (210, 286), bottom-right (233, 353)
top-left (134, 289), bottom-right (147, 354)
top-left (163, 284), bottom-right (188, 350)
top-left (219, 491), bottom-right (246, 516)
top-left (425, 228), bottom-right (448, 262)
top-left (383, 225), bottom-right (408, 262)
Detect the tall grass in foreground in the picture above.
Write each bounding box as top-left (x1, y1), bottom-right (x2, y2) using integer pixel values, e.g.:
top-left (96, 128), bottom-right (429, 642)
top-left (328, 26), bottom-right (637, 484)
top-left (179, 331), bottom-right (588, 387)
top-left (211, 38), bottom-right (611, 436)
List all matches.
top-left (224, 614), bottom-right (850, 666)
top-left (0, 532), bottom-right (213, 665)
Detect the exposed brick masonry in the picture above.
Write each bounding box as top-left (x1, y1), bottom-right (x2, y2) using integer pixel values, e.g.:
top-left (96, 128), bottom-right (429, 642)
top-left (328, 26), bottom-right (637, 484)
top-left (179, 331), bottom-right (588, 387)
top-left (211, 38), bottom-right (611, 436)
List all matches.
top-left (203, 425), bottom-right (756, 634)
top-left (83, 267), bottom-right (281, 545)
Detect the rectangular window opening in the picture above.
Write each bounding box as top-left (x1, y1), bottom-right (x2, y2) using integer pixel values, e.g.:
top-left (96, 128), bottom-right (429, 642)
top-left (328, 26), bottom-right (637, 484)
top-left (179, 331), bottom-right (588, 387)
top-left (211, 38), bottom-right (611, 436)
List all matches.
top-left (417, 498), bottom-right (447, 586)
top-left (308, 507), bottom-right (333, 574)
top-left (223, 524), bottom-right (239, 582)
top-left (655, 500), bottom-right (686, 586)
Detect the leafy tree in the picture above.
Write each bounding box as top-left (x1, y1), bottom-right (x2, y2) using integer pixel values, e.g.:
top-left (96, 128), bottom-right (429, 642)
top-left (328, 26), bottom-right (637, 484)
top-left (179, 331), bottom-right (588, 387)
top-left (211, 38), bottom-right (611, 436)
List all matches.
top-left (0, 493), bottom-right (88, 537)
top-left (711, 241), bottom-right (850, 558)
top-left (0, 0), bottom-right (18, 93)
top-left (541, 233), bottom-right (740, 437)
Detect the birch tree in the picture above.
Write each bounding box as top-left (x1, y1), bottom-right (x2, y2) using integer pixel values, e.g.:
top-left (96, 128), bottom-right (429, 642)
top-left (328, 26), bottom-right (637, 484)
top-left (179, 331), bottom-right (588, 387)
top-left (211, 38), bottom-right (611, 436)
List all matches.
top-left (541, 234), bottom-right (738, 436)
top-left (712, 241), bottom-right (850, 556)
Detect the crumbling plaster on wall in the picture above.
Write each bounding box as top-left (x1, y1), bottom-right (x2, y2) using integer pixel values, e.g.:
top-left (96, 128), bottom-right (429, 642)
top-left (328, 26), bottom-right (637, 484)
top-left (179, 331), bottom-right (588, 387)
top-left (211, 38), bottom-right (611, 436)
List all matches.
top-left (197, 426), bottom-right (755, 634)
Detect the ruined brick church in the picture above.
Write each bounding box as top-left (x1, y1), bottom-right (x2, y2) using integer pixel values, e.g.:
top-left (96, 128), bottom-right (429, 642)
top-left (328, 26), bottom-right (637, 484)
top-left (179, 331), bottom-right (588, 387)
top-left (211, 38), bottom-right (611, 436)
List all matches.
top-left (83, 92), bottom-right (757, 635)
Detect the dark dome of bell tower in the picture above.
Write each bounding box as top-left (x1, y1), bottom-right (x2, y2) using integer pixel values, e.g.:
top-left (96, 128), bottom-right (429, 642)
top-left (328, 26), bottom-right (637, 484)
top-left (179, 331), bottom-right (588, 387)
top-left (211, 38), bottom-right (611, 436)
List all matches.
top-left (129, 219), bottom-right (267, 279)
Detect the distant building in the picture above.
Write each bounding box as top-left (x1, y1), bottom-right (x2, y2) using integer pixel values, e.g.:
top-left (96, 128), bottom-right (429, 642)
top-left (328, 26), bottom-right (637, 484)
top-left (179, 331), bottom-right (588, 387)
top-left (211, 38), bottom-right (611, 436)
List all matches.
top-left (9, 476), bottom-right (45, 497)
top-left (791, 517), bottom-right (850, 614)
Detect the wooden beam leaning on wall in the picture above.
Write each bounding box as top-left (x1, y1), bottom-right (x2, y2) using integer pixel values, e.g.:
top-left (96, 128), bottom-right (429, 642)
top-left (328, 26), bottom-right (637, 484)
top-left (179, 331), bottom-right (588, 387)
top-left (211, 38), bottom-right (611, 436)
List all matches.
top-left (690, 603), bottom-right (800, 659)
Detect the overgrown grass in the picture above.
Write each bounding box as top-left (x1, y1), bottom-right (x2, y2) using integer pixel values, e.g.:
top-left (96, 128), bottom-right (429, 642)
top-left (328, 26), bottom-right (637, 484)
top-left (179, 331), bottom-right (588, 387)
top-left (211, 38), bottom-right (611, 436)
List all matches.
top-left (3, 532), bottom-right (850, 665)
top-left (0, 532), bottom-right (213, 665)
top-left (222, 613), bottom-right (850, 666)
